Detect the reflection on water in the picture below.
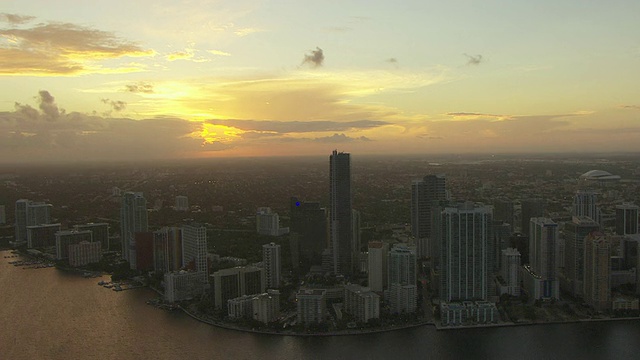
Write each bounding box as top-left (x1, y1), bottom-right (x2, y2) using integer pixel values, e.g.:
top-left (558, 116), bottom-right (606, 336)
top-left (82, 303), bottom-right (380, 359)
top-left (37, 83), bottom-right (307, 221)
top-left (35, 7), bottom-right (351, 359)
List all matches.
top-left (1, 250), bottom-right (639, 360)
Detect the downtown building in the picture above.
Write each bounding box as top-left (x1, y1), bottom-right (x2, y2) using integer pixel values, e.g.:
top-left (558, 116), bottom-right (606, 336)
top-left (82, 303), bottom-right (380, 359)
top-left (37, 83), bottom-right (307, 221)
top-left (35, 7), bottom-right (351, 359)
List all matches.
top-left (439, 202), bottom-right (498, 326)
top-left (68, 241), bottom-right (102, 267)
top-left (262, 242), bottom-right (281, 289)
top-left (182, 223), bottom-right (208, 284)
top-left (520, 198), bottom-right (545, 235)
top-left (411, 174), bottom-right (447, 259)
top-left (175, 195), bottom-right (189, 211)
top-left (27, 223), bottom-right (61, 248)
top-left (562, 216), bottom-right (600, 297)
top-left (164, 270), bottom-right (207, 303)
top-left (344, 284), bottom-right (380, 323)
top-left (573, 190), bottom-right (600, 223)
top-left (616, 204), bottom-right (639, 236)
top-left (211, 266), bottom-right (265, 309)
top-left (386, 244), bottom-right (417, 314)
top-left (368, 241), bottom-right (389, 293)
top-left (120, 192), bottom-right (148, 269)
top-left (289, 197), bottom-right (327, 267)
top-left (55, 229), bottom-right (93, 260)
top-left (499, 248), bottom-right (521, 297)
top-left (153, 227), bottom-right (183, 273)
top-left (15, 199), bottom-right (53, 246)
top-left (525, 218), bottom-right (560, 300)
top-left (75, 223), bottom-right (110, 251)
top-left (583, 232), bottom-right (611, 311)
top-left (296, 289), bottom-right (326, 326)
top-left (329, 150), bottom-right (354, 275)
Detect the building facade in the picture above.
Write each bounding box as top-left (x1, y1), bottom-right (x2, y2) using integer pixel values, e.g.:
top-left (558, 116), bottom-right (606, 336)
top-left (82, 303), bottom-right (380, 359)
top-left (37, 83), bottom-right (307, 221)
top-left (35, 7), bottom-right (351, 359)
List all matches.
top-left (68, 241), bottom-right (102, 267)
top-left (55, 230), bottom-right (93, 260)
top-left (296, 289), bottom-right (326, 325)
top-left (120, 192), bottom-right (148, 269)
top-left (411, 174), bottom-right (447, 258)
top-left (368, 241), bottom-right (388, 293)
top-left (528, 217), bottom-right (560, 299)
top-left (584, 232), bottom-right (611, 311)
top-left (212, 266), bottom-right (265, 309)
top-left (344, 284), bottom-right (380, 323)
top-left (616, 204), bottom-right (639, 236)
top-left (262, 242), bottom-right (281, 289)
top-left (329, 150), bottom-right (353, 276)
top-left (386, 244), bottom-right (417, 314)
top-left (563, 216), bottom-right (600, 296)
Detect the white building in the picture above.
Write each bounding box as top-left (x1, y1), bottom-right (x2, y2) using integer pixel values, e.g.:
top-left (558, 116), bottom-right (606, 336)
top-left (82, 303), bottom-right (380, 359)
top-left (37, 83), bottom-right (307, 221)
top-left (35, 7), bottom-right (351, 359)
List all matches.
top-left (228, 295), bottom-right (255, 319)
top-left (344, 284), bottom-right (380, 323)
top-left (386, 244), bottom-right (417, 314)
top-left (182, 223), bottom-right (208, 283)
top-left (500, 248), bottom-right (521, 296)
top-left (68, 241), bottom-right (102, 267)
top-left (296, 289), bottom-right (326, 325)
top-left (262, 242), bottom-right (281, 289)
top-left (256, 207), bottom-right (289, 236)
top-left (55, 230), bottom-right (93, 260)
top-left (368, 241), bottom-right (388, 293)
top-left (252, 290), bottom-right (281, 324)
top-left (164, 270), bottom-right (207, 303)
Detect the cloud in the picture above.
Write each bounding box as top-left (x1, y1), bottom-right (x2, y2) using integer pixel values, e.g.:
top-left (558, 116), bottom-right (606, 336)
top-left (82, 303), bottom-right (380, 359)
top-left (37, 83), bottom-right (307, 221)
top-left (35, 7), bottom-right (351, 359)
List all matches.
top-left (313, 133), bottom-right (372, 143)
top-left (37, 90), bottom-right (62, 120)
top-left (386, 58), bottom-right (398, 64)
top-left (124, 82), bottom-right (154, 93)
top-left (166, 51), bottom-right (193, 61)
top-left (0, 19), bottom-right (153, 75)
top-left (234, 28), bottom-right (263, 37)
top-left (0, 91), bottom-right (207, 162)
top-left (464, 53), bottom-right (483, 66)
top-left (207, 119), bottom-right (388, 133)
top-left (208, 49), bottom-right (231, 56)
top-left (620, 105), bottom-right (640, 110)
top-left (0, 13), bottom-right (35, 25)
top-left (302, 47), bottom-right (324, 68)
top-left (101, 98), bottom-right (127, 112)
top-left (446, 112), bottom-right (512, 121)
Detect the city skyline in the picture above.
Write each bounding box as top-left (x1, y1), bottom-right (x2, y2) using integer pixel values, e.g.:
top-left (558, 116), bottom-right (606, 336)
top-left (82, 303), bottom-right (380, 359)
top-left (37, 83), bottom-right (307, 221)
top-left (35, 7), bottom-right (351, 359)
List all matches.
top-left (1, 1), bottom-right (640, 163)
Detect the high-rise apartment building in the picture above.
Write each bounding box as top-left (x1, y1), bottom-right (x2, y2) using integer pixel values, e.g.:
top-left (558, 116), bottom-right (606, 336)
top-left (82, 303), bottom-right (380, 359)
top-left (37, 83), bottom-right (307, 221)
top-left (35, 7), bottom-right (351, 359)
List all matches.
top-left (120, 192), bottom-right (148, 269)
top-left (528, 218), bottom-right (560, 299)
top-left (75, 223), bottom-right (110, 250)
top-left (55, 230), bottom-right (93, 260)
top-left (296, 289), bottom-right (326, 325)
top-left (439, 202), bottom-right (493, 303)
top-left (27, 223), bottom-right (61, 248)
top-left (386, 244), bottom-right (417, 314)
top-left (15, 199), bottom-right (53, 245)
top-left (262, 242), bottom-right (281, 289)
top-left (368, 241), bottom-right (388, 292)
top-left (616, 204), bottom-right (639, 236)
top-left (493, 198), bottom-right (514, 232)
top-left (563, 216), bottom-right (600, 296)
top-left (290, 197), bottom-right (327, 265)
top-left (411, 174), bottom-right (447, 258)
top-left (521, 198), bottom-right (545, 235)
top-left (153, 227), bottom-right (182, 273)
top-left (573, 190), bottom-right (599, 222)
top-left (329, 150), bottom-right (353, 276)
top-left (584, 232), bottom-right (611, 311)
top-left (500, 248), bottom-right (521, 297)
top-left (212, 266), bottom-right (265, 309)
top-left (344, 284), bottom-right (380, 323)
top-left (182, 223), bottom-right (208, 283)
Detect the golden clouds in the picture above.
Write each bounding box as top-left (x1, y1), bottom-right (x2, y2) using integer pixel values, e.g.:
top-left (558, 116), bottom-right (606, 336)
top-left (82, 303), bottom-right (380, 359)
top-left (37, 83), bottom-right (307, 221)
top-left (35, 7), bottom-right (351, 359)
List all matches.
top-left (0, 16), bottom-right (153, 76)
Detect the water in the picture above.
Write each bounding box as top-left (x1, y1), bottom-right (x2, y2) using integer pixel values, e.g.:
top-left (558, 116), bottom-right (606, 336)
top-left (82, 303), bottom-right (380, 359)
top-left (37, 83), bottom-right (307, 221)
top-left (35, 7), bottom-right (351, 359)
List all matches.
top-left (2, 250), bottom-right (639, 360)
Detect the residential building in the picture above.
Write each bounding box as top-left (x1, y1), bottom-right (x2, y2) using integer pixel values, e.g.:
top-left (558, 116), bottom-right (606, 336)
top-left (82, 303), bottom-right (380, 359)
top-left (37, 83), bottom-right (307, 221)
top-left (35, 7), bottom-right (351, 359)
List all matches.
top-left (211, 266), bottom-right (265, 309)
top-left (367, 241), bottom-right (388, 292)
top-left (411, 174), bottom-right (447, 258)
top-left (262, 242), bottom-right (281, 289)
top-left (27, 223), bottom-right (61, 248)
top-left (175, 195), bottom-right (189, 211)
top-left (68, 241), bottom-right (102, 267)
top-left (584, 232), bottom-right (611, 311)
top-left (527, 218), bottom-right (560, 299)
top-left (120, 192), bottom-right (148, 269)
top-left (386, 244), bottom-right (417, 314)
top-left (290, 197), bottom-right (327, 265)
top-left (55, 230), bottom-right (92, 260)
top-left (182, 223), bottom-right (208, 283)
top-left (616, 204), bottom-right (639, 236)
top-left (563, 216), bottom-right (600, 296)
top-left (344, 284), bottom-right (380, 323)
top-left (521, 198), bottom-right (545, 235)
top-left (252, 290), bottom-right (281, 324)
top-left (329, 150), bottom-right (353, 276)
top-left (135, 232), bottom-right (154, 271)
top-left (75, 223), bottom-right (110, 250)
top-left (493, 198), bottom-right (514, 233)
top-left (296, 289), bottom-right (326, 325)
top-left (153, 227), bottom-right (182, 273)
top-left (164, 270), bottom-right (207, 303)
top-left (500, 248), bottom-right (521, 296)
top-left (573, 190), bottom-right (599, 222)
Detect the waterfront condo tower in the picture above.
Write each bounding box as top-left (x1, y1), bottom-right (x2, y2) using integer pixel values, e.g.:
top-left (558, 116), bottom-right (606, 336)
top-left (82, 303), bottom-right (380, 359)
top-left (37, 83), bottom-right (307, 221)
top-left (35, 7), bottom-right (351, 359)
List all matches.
top-left (120, 192), bottom-right (148, 269)
top-left (411, 174), bottom-right (447, 259)
top-left (329, 150), bottom-right (353, 276)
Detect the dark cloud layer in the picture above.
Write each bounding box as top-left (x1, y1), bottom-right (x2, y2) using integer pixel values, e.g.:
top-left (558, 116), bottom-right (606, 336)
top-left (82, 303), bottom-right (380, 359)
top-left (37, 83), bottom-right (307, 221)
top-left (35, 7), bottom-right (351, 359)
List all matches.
top-left (302, 47), bottom-right (324, 67)
top-left (124, 82), bottom-right (155, 93)
top-left (313, 133), bottom-right (372, 143)
top-left (101, 98), bottom-right (127, 111)
top-left (0, 13), bottom-right (35, 25)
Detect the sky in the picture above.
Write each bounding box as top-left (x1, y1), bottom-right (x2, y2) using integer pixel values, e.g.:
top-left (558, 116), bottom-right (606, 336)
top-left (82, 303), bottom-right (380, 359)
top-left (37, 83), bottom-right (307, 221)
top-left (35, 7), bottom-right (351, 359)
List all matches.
top-left (1, 0), bottom-right (639, 163)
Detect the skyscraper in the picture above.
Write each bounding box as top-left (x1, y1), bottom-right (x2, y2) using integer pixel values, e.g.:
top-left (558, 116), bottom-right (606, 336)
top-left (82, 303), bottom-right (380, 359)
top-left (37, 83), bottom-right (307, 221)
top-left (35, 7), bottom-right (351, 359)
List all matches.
top-left (529, 217), bottom-right (560, 299)
top-left (120, 192), bottom-right (148, 269)
top-left (368, 241), bottom-right (388, 292)
top-left (616, 204), bottom-right (639, 236)
top-left (500, 248), bottom-right (521, 297)
top-left (262, 242), bottom-right (281, 289)
top-left (573, 190), bottom-right (599, 222)
top-left (563, 216), bottom-right (600, 296)
top-left (386, 244), bottom-right (417, 314)
top-left (493, 197), bottom-right (514, 232)
top-left (290, 197), bottom-right (327, 266)
top-left (153, 227), bottom-right (182, 273)
top-left (584, 232), bottom-right (611, 311)
top-left (521, 198), bottom-right (545, 235)
top-left (182, 223), bottom-right (208, 283)
top-left (75, 223), bottom-right (110, 250)
top-left (439, 202), bottom-right (493, 303)
top-left (411, 174), bottom-right (446, 258)
top-left (329, 150), bottom-right (353, 276)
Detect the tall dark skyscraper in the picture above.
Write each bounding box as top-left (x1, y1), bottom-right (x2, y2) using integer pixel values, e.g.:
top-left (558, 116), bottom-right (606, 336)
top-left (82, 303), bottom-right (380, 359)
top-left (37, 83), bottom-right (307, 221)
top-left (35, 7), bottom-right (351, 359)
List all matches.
top-left (329, 150), bottom-right (353, 275)
top-left (521, 198), bottom-right (545, 235)
top-left (616, 203), bottom-right (639, 236)
top-left (411, 174), bottom-right (447, 259)
top-left (290, 197), bottom-right (327, 267)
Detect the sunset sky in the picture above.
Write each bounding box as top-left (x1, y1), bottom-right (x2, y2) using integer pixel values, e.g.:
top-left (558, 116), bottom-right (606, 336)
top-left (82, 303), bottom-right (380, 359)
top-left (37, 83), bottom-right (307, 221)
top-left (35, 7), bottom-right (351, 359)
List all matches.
top-left (1, 0), bottom-right (639, 162)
